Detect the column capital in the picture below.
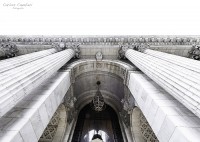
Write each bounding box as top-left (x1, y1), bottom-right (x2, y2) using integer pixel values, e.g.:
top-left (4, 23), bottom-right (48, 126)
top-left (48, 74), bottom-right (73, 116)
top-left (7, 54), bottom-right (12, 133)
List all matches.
top-left (52, 42), bottom-right (81, 58)
top-left (0, 42), bottom-right (18, 58)
top-left (118, 43), bottom-right (149, 59)
top-left (66, 42), bottom-right (81, 59)
top-left (188, 44), bottom-right (200, 60)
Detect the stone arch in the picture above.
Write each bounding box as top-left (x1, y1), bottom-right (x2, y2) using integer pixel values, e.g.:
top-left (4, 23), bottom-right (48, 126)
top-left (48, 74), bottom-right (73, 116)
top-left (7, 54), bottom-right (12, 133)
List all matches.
top-left (39, 104), bottom-right (68, 142)
top-left (63, 59), bottom-right (136, 141)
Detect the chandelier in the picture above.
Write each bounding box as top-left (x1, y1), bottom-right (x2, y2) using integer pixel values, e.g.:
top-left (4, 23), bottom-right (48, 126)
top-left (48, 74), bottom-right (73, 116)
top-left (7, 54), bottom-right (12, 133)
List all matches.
top-left (91, 81), bottom-right (106, 112)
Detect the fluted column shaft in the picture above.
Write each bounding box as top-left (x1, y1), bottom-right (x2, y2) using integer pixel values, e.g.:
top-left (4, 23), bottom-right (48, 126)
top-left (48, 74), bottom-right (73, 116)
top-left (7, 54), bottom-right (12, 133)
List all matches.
top-left (125, 49), bottom-right (200, 118)
top-left (0, 49), bottom-right (75, 117)
top-left (144, 49), bottom-right (200, 73)
top-left (0, 48), bottom-right (57, 73)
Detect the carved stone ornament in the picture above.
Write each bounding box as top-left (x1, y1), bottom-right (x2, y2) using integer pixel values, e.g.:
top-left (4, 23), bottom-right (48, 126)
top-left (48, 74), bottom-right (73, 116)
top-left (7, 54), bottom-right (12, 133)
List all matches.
top-left (52, 42), bottom-right (66, 51)
top-left (119, 109), bottom-right (131, 127)
top-left (121, 93), bottom-right (134, 113)
top-left (118, 43), bottom-right (149, 59)
top-left (118, 43), bottom-right (129, 59)
top-left (66, 42), bottom-right (81, 58)
top-left (95, 51), bottom-right (103, 61)
top-left (140, 113), bottom-right (159, 142)
top-left (120, 92), bottom-right (135, 127)
top-left (39, 108), bottom-right (60, 141)
top-left (188, 44), bottom-right (200, 60)
top-left (0, 42), bottom-right (18, 58)
top-left (65, 96), bottom-right (77, 109)
top-left (65, 96), bottom-right (77, 123)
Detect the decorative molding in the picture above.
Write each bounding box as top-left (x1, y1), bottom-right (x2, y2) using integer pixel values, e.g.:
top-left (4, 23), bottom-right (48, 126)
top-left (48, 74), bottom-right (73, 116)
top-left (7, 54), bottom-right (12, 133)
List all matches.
top-left (62, 60), bottom-right (135, 82)
top-left (120, 88), bottom-right (135, 127)
top-left (0, 42), bottom-right (18, 58)
top-left (140, 113), bottom-right (158, 142)
top-left (39, 106), bottom-right (61, 142)
top-left (1, 36), bottom-right (200, 46)
top-left (188, 44), bottom-right (200, 60)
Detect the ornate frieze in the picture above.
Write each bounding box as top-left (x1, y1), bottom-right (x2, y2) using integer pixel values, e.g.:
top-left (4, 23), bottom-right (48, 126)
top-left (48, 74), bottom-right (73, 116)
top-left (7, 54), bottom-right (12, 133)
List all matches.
top-left (1, 36), bottom-right (200, 46)
top-left (0, 42), bottom-right (18, 58)
top-left (188, 44), bottom-right (200, 60)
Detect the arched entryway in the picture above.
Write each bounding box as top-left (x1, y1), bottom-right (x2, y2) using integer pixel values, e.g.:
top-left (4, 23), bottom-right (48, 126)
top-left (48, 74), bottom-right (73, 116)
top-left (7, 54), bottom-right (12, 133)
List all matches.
top-left (72, 103), bottom-right (124, 142)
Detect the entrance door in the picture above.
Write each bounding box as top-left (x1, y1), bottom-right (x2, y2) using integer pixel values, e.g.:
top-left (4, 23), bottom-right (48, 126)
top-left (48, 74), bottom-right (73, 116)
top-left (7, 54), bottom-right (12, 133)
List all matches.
top-left (72, 104), bottom-right (124, 142)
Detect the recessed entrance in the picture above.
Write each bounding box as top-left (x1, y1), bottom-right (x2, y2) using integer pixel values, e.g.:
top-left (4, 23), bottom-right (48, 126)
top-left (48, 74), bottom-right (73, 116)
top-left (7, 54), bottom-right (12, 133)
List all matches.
top-left (72, 103), bottom-right (124, 142)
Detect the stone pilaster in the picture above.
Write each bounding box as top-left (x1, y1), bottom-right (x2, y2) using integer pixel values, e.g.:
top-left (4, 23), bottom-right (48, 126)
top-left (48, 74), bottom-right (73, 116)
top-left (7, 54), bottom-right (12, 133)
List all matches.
top-left (125, 49), bottom-right (200, 118)
top-left (0, 49), bottom-right (75, 117)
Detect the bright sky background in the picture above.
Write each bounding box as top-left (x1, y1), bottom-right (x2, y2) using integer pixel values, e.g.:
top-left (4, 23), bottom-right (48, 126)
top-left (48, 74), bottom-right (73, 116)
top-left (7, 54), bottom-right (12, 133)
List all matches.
top-left (0, 0), bottom-right (200, 35)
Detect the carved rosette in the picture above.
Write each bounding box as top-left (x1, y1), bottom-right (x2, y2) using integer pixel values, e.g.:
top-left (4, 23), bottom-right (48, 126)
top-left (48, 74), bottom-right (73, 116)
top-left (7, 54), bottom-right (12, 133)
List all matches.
top-left (0, 42), bottom-right (18, 58)
top-left (188, 44), bottom-right (200, 60)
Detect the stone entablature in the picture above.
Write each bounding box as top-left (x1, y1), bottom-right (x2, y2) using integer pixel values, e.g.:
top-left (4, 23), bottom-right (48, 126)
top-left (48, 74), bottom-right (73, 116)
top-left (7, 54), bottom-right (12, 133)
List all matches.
top-left (1, 36), bottom-right (200, 45)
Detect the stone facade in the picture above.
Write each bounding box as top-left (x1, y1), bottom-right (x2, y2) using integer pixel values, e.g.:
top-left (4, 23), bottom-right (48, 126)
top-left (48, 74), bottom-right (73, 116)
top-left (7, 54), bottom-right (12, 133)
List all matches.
top-left (0, 35), bottom-right (200, 142)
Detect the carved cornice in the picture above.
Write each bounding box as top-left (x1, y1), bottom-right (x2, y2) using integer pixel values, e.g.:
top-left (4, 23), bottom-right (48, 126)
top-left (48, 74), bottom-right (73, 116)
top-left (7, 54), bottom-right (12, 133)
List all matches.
top-left (0, 36), bottom-right (200, 45)
top-left (0, 42), bottom-right (18, 58)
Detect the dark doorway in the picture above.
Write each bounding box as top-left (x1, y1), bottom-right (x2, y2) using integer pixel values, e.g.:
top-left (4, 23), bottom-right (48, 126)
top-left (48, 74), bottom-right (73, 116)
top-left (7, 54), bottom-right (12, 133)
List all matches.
top-left (72, 103), bottom-right (124, 142)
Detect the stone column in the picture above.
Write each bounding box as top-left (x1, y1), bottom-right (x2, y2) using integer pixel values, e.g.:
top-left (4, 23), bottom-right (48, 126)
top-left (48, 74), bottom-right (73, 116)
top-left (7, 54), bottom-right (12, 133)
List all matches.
top-left (143, 49), bottom-right (200, 72)
top-left (0, 49), bottom-right (75, 117)
top-left (123, 47), bottom-right (200, 118)
top-left (0, 48), bottom-right (57, 73)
